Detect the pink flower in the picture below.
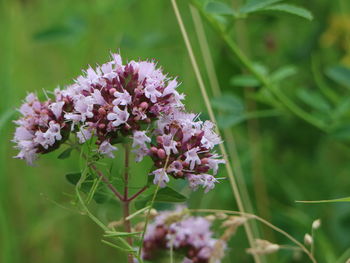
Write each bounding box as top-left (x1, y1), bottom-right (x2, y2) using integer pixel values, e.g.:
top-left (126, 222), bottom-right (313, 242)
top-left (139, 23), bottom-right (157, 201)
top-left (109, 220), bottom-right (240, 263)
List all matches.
top-left (143, 207), bottom-right (226, 262)
top-left (99, 140), bottom-right (118, 158)
top-left (151, 168), bottom-right (169, 187)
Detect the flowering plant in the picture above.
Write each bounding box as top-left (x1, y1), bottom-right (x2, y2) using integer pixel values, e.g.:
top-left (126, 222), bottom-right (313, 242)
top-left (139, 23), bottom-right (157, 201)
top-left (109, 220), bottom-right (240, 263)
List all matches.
top-left (13, 52), bottom-right (225, 262)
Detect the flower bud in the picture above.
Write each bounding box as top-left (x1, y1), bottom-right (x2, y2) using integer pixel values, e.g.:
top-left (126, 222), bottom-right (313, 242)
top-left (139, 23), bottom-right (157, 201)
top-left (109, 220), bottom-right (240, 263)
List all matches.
top-left (312, 219), bottom-right (321, 230)
top-left (140, 101), bottom-right (149, 110)
top-left (157, 148), bottom-right (166, 159)
top-left (109, 88), bottom-right (117, 95)
top-left (98, 107), bottom-right (106, 115)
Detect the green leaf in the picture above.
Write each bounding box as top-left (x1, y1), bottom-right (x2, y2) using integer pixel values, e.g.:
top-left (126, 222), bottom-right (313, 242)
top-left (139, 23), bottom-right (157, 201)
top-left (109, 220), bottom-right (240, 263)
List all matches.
top-left (325, 65), bottom-right (350, 89)
top-left (211, 94), bottom-right (244, 113)
top-left (65, 172), bottom-right (82, 186)
top-left (217, 114), bottom-right (245, 128)
top-left (330, 124), bottom-right (350, 140)
top-left (230, 75), bottom-right (260, 87)
top-left (240, 0), bottom-right (284, 14)
top-left (262, 4), bottom-right (313, 21)
top-left (135, 187), bottom-right (187, 210)
top-left (205, 1), bottom-right (236, 16)
top-left (58, 147), bottom-right (73, 159)
top-left (331, 97), bottom-right (350, 119)
top-left (297, 89), bottom-right (331, 112)
top-left (217, 109), bottom-right (280, 128)
top-left (271, 65), bottom-right (298, 82)
top-left (252, 62), bottom-right (269, 76)
top-left (296, 196), bottom-right (350, 203)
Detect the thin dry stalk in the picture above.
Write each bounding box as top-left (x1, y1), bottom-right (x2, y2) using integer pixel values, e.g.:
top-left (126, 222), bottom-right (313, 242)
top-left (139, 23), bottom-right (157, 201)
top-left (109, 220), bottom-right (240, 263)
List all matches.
top-left (170, 1), bottom-right (259, 262)
top-left (191, 208), bottom-right (317, 263)
top-left (189, 4), bottom-right (262, 242)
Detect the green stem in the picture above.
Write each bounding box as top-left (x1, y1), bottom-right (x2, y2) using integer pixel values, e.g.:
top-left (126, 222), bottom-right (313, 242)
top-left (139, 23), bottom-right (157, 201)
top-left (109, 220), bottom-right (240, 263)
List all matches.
top-left (190, 0), bottom-right (327, 131)
top-left (123, 143), bottom-right (133, 263)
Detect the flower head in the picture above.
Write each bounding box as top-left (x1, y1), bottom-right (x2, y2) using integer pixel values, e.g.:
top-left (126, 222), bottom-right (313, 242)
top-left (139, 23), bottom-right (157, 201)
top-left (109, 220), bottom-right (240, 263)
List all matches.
top-left (12, 52), bottom-right (224, 192)
top-left (143, 207), bottom-right (226, 263)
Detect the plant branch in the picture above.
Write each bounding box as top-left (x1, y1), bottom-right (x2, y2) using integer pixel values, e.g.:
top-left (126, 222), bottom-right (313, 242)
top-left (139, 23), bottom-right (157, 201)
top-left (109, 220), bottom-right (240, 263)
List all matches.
top-left (89, 163), bottom-right (124, 201)
top-left (127, 186), bottom-right (148, 202)
top-left (189, 0), bottom-right (327, 131)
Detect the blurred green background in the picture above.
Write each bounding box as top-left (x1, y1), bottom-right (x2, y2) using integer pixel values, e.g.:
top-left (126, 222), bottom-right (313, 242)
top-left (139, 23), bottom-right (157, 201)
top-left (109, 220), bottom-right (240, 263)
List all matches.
top-left (1, 0), bottom-right (350, 262)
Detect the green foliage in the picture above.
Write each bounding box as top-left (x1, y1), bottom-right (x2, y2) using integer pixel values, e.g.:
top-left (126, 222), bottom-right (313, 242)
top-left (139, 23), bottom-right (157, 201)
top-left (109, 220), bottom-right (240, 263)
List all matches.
top-left (57, 147), bottom-right (74, 159)
top-left (205, 1), bottom-right (237, 16)
top-left (65, 172), bottom-right (112, 204)
top-left (2, 0), bottom-right (350, 262)
top-left (297, 196), bottom-right (350, 203)
top-left (135, 187), bottom-right (187, 210)
top-left (239, 0), bottom-right (285, 14)
top-left (261, 4), bottom-right (313, 21)
top-left (230, 74), bottom-right (260, 87)
top-left (325, 65), bottom-right (350, 89)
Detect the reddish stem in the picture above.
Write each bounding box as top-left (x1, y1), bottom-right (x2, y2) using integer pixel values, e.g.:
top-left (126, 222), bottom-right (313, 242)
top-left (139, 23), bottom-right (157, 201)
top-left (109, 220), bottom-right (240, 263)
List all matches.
top-left (127, 186), bottom-right (148, 202)
top-left (89, 163), bottom-right (124, 201)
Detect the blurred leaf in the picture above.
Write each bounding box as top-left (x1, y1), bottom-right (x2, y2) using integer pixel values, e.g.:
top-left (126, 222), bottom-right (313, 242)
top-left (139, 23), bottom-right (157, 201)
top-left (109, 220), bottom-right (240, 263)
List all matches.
top-left (205, 1), bottom-right (237, 16)
top-left (240, 0), bottom-right (284, 14)
top-left (57, 148), bottom-right (73, 159)
top-left (297, 89), bottom-right (331, 112)
top-left (217, 109), bottom-right (280, 128)
top-left (325, 65), bottom-right (350, 89)
top-left (263, 4), bottom-right (313, 20)
top-left (230, 75), bottom-right (260, 87)
top-left (33, 17), bottom-right (86, 42)
top-left (332, 97), bottom-right (350, 119)
top-left (211, 94), bottom-right (244, 113)
top-left (217, 114), bottom-right (245, 128)
top-left (330, 124), bottom-right (350, 140)
top-left (34, 26), bottom-right (72, 41)
top-left (336, 247), bottom-right (350, 263)
top-left (135, 187), bottom-right (187, 210)
top-left (297, 197), bottom-right (350, 203)
top-left (252, 62), bottom-right (269, 76)
top-left (271, 65), bottom-right (298, 82)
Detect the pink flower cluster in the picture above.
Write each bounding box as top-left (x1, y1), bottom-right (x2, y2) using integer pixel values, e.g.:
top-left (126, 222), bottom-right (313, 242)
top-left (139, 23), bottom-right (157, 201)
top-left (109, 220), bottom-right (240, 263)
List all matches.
top-left (143, 208), bottom-right (225, 263)
top-left (13, 93), bottom-right (70, 165)
top-left (13, 53), bottom-right (224, 191)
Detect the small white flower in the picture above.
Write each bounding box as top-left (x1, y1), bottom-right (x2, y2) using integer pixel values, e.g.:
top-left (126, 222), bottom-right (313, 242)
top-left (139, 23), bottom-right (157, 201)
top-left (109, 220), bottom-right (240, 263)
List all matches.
top-left (184, 147), bottom-right (201, 170)
top-left (77, 127), bottom-right (92, 143)
top-left (113, 90), bottom-right (132, 106)
top-left (152, 168), bottom-right (169, 188)
top-left (49, 101), bottom-right (65, 119)
top-left (107, 106), bottom-right (130, 127)
top-left (99, 141), bottom-right (117, 158)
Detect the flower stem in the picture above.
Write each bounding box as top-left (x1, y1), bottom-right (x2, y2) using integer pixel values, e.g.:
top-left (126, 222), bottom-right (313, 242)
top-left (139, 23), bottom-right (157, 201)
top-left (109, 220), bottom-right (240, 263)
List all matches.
top-left (123, 143), bottom-right (133, 263)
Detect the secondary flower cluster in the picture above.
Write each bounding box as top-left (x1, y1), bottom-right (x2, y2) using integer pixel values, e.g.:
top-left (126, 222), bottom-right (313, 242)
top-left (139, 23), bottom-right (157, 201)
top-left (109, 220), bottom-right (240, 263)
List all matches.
top-left (13, 53), bottom-right (224, 191)
top-left (142, 208), bottom-right (226, 263)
